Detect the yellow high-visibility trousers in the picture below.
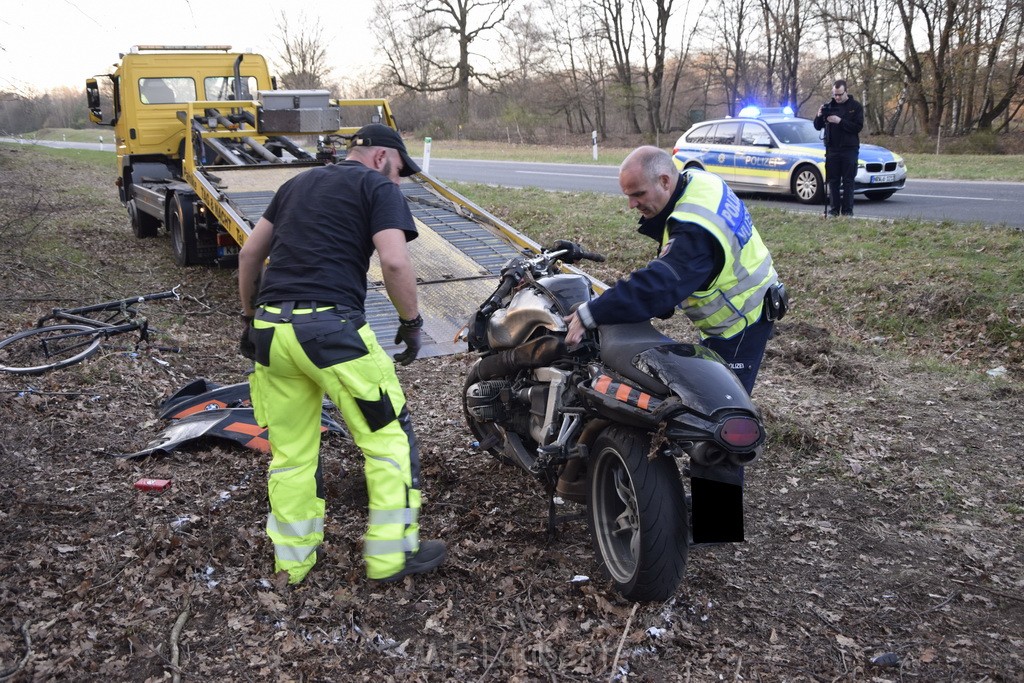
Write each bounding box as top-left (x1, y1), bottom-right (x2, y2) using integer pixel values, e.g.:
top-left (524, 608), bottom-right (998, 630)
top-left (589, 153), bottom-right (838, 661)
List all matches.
top-left (249, 306), bottom-right (421, 583)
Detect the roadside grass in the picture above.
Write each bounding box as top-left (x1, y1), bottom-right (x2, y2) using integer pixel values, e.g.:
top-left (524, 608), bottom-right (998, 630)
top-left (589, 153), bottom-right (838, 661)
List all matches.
top-left (901, 153), bottom-right (1024, 181)
top-left (1, 145), bottom-right (134, 297)
top-left (21, 128), bottom-right (1024, 181)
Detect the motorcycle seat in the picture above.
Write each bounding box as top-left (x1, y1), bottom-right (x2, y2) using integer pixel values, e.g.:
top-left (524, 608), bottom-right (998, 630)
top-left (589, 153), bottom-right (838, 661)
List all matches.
top-left (598, 321), bottom-right (673, 395)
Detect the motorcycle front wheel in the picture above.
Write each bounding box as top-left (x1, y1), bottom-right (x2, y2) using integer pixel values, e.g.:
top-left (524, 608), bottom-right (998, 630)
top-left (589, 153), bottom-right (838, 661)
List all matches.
top-left (587, 426), bottom-right (688, 602)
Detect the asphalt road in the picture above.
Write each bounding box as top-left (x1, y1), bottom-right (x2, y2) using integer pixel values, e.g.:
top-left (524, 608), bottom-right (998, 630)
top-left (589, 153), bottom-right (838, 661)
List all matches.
top-left (6, 138), bottom-right (1018, 228)
top-left (420, 157), bottom-right (1024, 229)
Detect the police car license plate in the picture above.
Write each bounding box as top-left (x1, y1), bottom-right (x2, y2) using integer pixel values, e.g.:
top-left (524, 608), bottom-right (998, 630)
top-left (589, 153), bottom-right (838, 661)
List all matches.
top-left (873, 174), bottom-right (895, 183)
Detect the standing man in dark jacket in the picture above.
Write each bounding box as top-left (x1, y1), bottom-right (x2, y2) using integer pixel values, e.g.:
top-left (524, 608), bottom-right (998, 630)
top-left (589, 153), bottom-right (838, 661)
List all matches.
top-left (813, 79), bottom-right (864, 216)
top-left (238, 124), bottom-right (445, 585)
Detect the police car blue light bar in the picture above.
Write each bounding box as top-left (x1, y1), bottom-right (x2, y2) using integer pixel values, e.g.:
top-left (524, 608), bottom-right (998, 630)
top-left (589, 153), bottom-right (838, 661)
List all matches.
top-left (739, 105), bottom-right (795, 118)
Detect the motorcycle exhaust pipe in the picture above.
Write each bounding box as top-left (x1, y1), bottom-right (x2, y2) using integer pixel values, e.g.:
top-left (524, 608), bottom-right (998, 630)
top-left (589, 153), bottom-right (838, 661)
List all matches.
top-left (688, 441), bottom-right (761, 467)
top-left (476, 335), bottom-right (566, 380)
top-left (688, 441), bottom-right (726, 467)
top-left (728, 446), bottom-right (761, 466)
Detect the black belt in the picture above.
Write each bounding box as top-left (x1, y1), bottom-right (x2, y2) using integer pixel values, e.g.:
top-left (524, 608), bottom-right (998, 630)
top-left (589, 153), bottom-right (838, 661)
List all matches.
top-left (257, 301), bottom-right (362, 324)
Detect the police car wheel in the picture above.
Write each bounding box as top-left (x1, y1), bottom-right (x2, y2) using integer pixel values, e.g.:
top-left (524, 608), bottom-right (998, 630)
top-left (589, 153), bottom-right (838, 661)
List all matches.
top-left (793, 166), bottom-right (824, 204)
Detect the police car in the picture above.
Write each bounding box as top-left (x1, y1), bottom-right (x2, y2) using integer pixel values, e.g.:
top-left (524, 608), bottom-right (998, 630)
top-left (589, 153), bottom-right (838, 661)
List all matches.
top-left (672, 106), bottom-right (907, 204)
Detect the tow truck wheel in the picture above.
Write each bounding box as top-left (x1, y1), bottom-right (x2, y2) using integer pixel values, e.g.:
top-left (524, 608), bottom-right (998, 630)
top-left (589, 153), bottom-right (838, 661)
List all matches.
top-left (128, 198), bottom-right (159, 239)
top-left (169, 193), bottom-right (198, 267)
top-left (793, 166), bottom-right (824, 204)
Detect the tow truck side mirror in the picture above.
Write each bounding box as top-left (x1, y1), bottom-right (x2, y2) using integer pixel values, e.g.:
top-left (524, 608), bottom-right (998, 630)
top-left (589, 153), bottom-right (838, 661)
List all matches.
top-left (86, 79), bottom-right (107, 125)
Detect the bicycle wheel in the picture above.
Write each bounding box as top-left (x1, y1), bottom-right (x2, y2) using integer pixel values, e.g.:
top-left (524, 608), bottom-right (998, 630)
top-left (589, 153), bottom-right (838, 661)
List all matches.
top-left (0, 325), bottom-right (104, 374)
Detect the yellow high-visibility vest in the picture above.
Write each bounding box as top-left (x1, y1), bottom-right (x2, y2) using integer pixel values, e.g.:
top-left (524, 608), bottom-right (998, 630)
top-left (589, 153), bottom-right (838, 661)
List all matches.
top-left (666, 170), bottom-right (777, 339)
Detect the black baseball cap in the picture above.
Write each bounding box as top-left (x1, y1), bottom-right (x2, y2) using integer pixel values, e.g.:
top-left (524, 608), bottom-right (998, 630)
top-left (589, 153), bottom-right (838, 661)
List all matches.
top-left (350, 124), bottom-right (421, 177)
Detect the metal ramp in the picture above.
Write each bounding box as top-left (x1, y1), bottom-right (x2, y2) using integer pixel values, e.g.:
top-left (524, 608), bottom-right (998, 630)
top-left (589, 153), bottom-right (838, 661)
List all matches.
top-left (369, 181), bottom-right (526, 358)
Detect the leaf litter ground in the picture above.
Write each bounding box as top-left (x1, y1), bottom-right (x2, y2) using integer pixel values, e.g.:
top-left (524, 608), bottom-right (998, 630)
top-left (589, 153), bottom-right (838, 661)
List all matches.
top-left (0, 147), bottom-right (1021, 682)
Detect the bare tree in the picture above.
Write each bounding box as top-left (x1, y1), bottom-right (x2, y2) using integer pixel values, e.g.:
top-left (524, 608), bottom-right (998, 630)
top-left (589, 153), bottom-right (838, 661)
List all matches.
top-left (273, 11), bottom-right (333, 90)
top-left (42, 87), bottom-right (89, 129)
top-left (757, 0), bottom-right (811, 107)
top-left (542, 0), bottom-right (609, 137)
top-left (634, 0), bottom-right (698, 140)
top-left (706, 0), bottom-right (757, 116)
top-left (967, 0), bottom-right (1024, 131)
top-left (374, 0), bottom-right (517, 125)
top-left (597, 0), bottom-right (643, 133)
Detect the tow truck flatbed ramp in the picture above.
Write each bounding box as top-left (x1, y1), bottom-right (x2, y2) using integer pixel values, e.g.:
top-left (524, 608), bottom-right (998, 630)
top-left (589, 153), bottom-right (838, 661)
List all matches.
top-left (370, 181), bottom-right (528, 358)
top-left (205, 165), bottom-right (528, 359)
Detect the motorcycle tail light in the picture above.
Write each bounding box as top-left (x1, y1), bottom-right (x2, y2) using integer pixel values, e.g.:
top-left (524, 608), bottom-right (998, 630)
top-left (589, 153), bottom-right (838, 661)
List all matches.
top-left (718, 417), bottom-right (762, 449)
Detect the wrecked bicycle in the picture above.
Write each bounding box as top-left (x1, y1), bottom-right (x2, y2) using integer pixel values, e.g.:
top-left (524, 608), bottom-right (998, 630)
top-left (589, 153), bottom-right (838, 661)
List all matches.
top-left (0, 287), bottom-right (181, 375)
top-left (461, 242), bottom-right (765, 601)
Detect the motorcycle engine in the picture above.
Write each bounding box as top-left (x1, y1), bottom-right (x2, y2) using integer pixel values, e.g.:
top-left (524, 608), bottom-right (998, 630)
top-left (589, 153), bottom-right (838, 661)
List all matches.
top-left (465, 379), bottom-right (514, 422)
top-left (465, 367), bottom-right (572, 447)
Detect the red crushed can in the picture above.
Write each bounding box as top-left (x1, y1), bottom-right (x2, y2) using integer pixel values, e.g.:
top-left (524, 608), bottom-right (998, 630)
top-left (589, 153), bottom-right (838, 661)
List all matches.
top-left (134, 478), bottom-right (172, 492)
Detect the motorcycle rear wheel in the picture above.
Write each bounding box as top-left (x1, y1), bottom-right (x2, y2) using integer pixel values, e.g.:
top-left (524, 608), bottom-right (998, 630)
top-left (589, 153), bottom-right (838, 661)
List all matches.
top-left (588, 426), bottom-right (688, 602)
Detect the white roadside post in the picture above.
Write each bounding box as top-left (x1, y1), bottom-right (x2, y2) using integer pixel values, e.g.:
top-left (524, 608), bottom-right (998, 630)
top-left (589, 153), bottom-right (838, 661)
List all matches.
top-left (592, 130), bottom-right (598, 161)
top-left (99, 136), bottom-right (104, 151)
top-left (422, 136), bottom-right (432, 174)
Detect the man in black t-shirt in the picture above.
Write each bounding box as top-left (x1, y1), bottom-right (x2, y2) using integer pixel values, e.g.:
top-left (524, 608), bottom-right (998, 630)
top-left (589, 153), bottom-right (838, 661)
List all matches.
top-left (238, 124), bottom-right (446, 585)
top-left (814, 79), bottom-right (864, 216)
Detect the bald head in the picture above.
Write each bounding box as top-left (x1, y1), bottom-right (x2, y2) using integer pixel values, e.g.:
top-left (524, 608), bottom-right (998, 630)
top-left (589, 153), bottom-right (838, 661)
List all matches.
top-left (619, 146), bottom-right (679, 219)
top-left (621, 146), bottom-right (678, 182)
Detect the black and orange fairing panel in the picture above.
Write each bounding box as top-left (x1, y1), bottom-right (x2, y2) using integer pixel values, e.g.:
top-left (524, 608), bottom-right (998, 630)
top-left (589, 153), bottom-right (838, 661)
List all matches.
top-left (158, 378), bottom-right (252, 420)
top-left (115, 407), bottom-right (349, 459)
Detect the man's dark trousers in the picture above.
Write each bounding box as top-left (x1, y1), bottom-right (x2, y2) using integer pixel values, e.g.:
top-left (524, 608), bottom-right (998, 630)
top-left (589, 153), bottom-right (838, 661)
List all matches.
top-left (825, 148), bottom-right (858, 215)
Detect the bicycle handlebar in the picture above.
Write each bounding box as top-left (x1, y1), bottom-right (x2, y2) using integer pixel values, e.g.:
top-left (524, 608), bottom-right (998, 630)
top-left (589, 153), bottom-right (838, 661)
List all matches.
top-left (136, 286), bottom-right (182, 303)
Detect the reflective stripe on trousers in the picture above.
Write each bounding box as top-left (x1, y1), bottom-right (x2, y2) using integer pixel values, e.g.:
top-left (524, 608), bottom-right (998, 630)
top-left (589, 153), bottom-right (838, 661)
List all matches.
top-left (250, 311), bottom-right (422, 583)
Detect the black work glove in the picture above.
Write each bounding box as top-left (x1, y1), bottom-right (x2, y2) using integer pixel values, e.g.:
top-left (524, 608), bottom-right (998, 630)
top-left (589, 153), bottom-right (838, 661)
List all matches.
top-left (239, 316), bottom-right (256, 361)
top-left (393, 314), bottom-right (423, 366)
top-left (549, 239), bottom-right (584, 263)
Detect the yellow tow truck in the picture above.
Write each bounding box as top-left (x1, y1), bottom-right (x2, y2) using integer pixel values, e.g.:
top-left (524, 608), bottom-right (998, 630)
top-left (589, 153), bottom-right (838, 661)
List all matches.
top-left (86, 45), bottom-right (567, 357)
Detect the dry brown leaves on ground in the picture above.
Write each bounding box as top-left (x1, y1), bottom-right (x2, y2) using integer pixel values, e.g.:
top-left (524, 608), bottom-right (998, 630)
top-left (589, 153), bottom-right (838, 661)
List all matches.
top-left (0, 146), bottom-right (1022, 682)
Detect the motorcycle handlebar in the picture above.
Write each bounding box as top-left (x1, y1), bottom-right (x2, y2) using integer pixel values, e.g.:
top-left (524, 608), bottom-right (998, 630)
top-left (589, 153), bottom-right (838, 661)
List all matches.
top-left (543, 242), bottom-right (606, 264)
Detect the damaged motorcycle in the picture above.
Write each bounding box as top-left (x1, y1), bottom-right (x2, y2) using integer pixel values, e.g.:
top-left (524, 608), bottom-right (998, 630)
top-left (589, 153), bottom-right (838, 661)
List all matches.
top-left (461, 242), bottom-right (765, 602)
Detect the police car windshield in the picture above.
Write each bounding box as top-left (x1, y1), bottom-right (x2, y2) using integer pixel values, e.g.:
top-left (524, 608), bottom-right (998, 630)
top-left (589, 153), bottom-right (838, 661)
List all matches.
top-left (767, 119), bottom-right (821, 145)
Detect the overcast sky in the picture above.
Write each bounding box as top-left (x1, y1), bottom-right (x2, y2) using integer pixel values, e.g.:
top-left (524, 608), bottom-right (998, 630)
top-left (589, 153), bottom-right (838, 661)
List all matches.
top-left (1, 0), bottom-right (379, 93)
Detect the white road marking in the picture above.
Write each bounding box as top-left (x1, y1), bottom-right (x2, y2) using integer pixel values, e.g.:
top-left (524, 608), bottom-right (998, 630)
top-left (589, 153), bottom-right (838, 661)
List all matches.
top-left (898, 193), bottom-right (993, 201)
top-left (515, 170), bottom-right (617, 179)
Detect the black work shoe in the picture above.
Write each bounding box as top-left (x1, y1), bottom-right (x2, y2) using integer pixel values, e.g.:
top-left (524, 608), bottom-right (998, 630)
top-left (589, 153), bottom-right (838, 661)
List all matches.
top-left (377, 540), bottom-right (447, 582)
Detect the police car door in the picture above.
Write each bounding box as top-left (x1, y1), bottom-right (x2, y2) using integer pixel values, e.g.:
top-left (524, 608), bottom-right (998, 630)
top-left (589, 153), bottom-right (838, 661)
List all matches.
top-left (735, 121), bottom-right (782, 191)
top-left (703, 121), bottom-right (740, 182)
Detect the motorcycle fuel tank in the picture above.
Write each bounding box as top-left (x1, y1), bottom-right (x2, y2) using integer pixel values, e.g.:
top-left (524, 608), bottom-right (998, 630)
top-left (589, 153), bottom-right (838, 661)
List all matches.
top-left (486, 274), bottom-right (590, 349)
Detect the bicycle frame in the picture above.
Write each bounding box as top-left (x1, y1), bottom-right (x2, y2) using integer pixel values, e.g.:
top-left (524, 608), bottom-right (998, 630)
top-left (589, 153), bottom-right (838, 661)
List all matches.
top-left (36, 287), bottom-right (181, 330)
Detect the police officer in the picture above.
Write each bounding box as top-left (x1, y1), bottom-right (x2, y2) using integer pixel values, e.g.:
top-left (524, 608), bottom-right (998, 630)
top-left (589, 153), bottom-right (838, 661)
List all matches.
top-left (814, 79), bottom-right (864, 216)
top-left (565, 146), bottom-right (781, 395)
top-left (238, 123), bottom-right (445, 585)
